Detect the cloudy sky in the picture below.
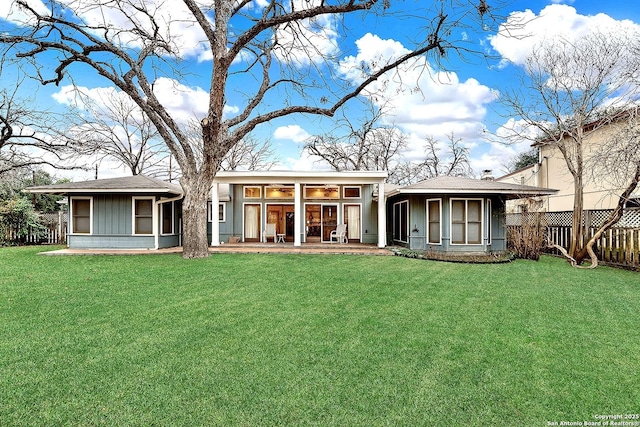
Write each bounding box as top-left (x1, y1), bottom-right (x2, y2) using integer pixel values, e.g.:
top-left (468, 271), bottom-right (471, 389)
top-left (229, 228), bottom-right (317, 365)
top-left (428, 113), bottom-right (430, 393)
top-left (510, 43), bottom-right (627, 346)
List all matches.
top-left (1, 0), bottom-right (639, 181)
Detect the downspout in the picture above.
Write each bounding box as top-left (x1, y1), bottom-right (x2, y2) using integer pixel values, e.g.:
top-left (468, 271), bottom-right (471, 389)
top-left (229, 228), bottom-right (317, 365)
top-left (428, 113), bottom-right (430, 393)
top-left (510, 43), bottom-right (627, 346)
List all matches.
top-left (155, 193), bottom-right (184, 250)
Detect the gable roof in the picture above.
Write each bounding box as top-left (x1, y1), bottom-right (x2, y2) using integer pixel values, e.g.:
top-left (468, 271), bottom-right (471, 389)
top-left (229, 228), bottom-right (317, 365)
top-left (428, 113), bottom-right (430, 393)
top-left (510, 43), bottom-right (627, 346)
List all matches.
top-left (386, 175), bottom-right (556, 198)
top-left (24, 175), bottom-right (183, 196)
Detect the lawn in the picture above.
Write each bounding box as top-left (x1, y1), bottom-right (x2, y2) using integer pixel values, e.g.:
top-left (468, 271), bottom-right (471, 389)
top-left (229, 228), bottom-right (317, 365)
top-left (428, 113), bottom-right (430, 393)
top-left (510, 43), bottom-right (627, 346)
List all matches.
top-left (1, 246), bottom-right (639, 426)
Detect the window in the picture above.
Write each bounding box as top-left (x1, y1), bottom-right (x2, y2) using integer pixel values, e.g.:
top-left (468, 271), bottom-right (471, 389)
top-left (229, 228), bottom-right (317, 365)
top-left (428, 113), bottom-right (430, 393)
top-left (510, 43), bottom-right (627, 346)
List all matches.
top-left (486, 199), bottom-right (492, 245)
top-left (393, 201), bottom-right (408, 243)
top-left (427, 199), bottom-right (441, 244)
top-left (133, 197), bottom-right (154, 235)
top-left (265, 186), bottom-right (294, 198)
top-left (244, 186), bottom-right (261, 198)
top-left (161, 202), bottom-right (174, 235)
top-left (451, 199), bottom-right (483, 245)
top-left (343, 186), bottom-right (361, 198)
top-left (71, 197), bottom-right (91, 234)
top-left (304, 186), bottom-right (339, 199)
top-left (208, 202), bottom-right (226, 222)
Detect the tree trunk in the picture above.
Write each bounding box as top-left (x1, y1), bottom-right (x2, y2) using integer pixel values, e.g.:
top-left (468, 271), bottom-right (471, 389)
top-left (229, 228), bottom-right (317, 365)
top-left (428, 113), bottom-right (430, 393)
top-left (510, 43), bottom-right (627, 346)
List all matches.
top-left (180, 174), bottom-right (211, 259)
top-left (569, 175), bottom-right (584, 260)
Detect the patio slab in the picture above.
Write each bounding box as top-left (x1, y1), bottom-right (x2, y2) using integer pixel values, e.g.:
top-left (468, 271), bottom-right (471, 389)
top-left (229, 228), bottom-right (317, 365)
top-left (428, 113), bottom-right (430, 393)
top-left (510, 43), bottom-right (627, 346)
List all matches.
top-left (38, 243), bottom-right (393, 256)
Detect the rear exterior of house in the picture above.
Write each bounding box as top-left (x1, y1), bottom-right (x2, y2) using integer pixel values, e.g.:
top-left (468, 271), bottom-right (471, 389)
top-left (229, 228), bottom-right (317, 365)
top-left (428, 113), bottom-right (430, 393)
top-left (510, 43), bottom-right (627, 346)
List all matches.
top-left (209, 171), bottom-right (388, 248)
top-left (26, 175), bottom-right (183, 250)
top-left (25, 172), bottom-right (555, 253)
top-left (386, 176), bottom-right (557, 253)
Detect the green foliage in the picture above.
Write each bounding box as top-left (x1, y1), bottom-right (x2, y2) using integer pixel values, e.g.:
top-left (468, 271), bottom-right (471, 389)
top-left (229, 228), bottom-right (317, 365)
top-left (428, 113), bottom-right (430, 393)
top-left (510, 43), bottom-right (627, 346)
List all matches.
top-left (0, 196), bottom-right (46, 244)
top-left (511, 149), bottom-right (539, 172)
top-left (1, 249), bottom-right (639, 426)
top-left (0, 168), bottom-right (65, 213)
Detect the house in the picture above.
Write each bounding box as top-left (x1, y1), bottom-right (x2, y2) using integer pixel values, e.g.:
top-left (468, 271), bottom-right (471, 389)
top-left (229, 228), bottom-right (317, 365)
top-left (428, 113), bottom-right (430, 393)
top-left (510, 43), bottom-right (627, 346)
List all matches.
top-left (385, 175), bottom-right (556, 252)
top-left (25, 171), bottom-right (556, 253)
top-left (497, 115), bottom-right (640, 213)
top-left (209, 170), bottom-right (387, 248)
top-left (25, 175), bottom-right (184, 250)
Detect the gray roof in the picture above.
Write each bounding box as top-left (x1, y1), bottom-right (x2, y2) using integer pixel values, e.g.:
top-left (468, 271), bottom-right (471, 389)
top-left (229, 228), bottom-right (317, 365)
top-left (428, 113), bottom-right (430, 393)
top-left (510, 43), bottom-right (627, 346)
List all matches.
top-left (386, 175), bottom-right (557, 198)
top-left (24, 175), bottom-right (183, 196)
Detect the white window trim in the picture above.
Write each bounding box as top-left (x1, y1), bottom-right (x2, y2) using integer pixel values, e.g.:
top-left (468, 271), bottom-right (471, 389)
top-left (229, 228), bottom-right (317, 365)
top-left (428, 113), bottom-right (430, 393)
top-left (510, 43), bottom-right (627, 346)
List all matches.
top-left (426, 198), bottom-right (442, 245)
top-left (486, 199), bottom-right (492, 245)
top-left (343, 203), bottom-right (362, 241)
top-left (304, 185), bottom-right (340, 199)
top-left (393, 200), bottom-right (409, 244)
top-left (265, 185), bottom-right (295, 199)
top-left (243, 185), bottom-right (262, 199)
top-left (343, 186), bottom-right (362, 199)
top-left (132, 196), bottom-right (155, 236)
top-left (450, 198), bottom-right (484, 245)
top-left (70, 196), bottom-right (93, 235)
top-left (208, 202), bottom-right (226, 222)
top-left (160, 201), bottom-right (174, 235)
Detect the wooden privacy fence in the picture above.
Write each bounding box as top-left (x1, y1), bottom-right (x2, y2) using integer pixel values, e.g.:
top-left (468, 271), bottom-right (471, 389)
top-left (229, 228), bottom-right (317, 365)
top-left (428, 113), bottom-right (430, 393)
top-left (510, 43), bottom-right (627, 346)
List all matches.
top-left (2, 212), bottom-right (67, 245)
top-left (507, 209), bottom-right (640, 269)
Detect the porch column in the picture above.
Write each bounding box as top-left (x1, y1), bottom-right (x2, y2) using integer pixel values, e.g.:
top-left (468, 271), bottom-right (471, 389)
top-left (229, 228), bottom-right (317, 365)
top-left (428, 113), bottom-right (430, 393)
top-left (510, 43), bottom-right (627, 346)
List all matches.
top-left (210, 182), bottom-right (220, 246)
top-left (294, 181), bottom-right (302, 246)
top-left (377, 181), bottom-right (386, 248)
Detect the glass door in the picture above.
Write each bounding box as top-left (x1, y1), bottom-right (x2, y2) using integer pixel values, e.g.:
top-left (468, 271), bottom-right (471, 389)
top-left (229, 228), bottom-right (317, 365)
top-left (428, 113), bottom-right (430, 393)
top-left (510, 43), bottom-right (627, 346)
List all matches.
top-left (322, 204), bottom-right (338, 242)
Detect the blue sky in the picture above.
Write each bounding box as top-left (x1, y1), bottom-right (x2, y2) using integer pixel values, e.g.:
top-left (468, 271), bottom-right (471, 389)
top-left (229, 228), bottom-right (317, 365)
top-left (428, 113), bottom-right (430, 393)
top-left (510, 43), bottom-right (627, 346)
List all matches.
top-left (1, 0), bottom-right (639, 181)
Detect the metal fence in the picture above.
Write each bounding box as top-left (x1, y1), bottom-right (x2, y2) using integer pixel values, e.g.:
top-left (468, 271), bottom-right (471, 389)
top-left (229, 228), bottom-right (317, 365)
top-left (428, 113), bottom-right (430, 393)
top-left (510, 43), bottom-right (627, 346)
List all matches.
top-left (506, 209), bottom-right (640, 269)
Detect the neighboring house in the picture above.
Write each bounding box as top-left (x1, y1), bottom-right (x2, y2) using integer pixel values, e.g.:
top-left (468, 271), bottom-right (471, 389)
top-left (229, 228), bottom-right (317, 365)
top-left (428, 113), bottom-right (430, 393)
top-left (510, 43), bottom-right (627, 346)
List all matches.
top-left (25, 171), bottom-right (555, 253)
top-left (385, 175), bottom-right (556, 253)
top-left (497, 117), bottom-right (640, 213)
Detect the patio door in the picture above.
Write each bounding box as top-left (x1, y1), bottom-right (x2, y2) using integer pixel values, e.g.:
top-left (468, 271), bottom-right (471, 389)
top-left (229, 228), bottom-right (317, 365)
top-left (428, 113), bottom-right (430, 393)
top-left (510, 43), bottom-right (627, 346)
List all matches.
top-left (344, 204), bottom-right (361, 242)
top-left (244, 204), bottom-right (261, 242)
top-left (321, 204), bottom-right (338, 242)
top-left (267, 205), bottom-right (295, 239)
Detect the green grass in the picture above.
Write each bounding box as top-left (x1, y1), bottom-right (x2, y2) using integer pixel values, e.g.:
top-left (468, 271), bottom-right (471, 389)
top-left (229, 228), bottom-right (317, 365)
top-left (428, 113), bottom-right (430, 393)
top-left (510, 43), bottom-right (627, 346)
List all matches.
top-left (1, 246), bottom-right (639, 426)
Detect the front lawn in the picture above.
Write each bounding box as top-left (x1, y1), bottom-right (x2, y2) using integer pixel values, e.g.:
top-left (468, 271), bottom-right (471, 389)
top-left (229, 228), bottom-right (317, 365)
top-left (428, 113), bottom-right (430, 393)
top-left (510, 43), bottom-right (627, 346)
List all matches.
top-left (1, 246), bottom-right (638, 426)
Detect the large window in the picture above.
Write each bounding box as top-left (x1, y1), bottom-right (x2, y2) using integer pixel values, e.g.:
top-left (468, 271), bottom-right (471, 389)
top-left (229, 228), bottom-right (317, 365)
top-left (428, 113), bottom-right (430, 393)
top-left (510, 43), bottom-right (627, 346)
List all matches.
top-left (161, 202), bottom-right (174, 235)
top-left (393, 201), bottom-right (408, 243)
top-left (451, 199), bottom-right (482, 244)
top-left (133, 197), bottom-right (154, 235)
top-left (71, 197), bottom-right (91, 234)
top-left (427, 199), bottom-right (441, 244)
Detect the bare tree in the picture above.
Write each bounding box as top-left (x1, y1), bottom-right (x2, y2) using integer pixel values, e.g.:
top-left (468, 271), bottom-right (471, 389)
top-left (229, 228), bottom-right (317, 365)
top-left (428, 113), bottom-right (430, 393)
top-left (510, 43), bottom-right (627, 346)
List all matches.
top-left (64, 88), bottom-right (169, 177)
top-left (576, 109), bottom-right (640, 268)
top-left (499, 29), bottom-right (640, 265)
top-left (304, 104), bottom-right (406, 172)
top-left (2, 0), bottom-right (503, 258)
top-left (0, 75), bottom-right (79, 175)
top-left (221, 135), bottom-right (278, 171)
top-left (389, 133), bottom-right (473, 185)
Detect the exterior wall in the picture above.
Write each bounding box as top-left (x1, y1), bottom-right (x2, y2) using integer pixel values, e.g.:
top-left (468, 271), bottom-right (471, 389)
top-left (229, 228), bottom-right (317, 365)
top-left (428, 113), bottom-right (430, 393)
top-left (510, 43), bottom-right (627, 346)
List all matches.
top-left (499, 122), bottom-right (640, 212)
top-left (388, 194), bottom-right (507, 253)
top-left (216, 183), bottom-right (379, 243)
top-left (67, 194), bottom-right (181, 250)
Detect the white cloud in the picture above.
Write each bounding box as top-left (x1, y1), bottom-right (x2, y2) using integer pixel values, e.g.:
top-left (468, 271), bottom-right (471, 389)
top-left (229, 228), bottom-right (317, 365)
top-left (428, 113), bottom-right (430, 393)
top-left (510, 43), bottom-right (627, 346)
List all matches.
top-left (52, 78), bottom-right (210, 124)
top-left (489, 4), bottom-right (640, 68)
top-left (273, 11), bottom-right (340, 67)
top-left (273, 125), bottom-right (311, 143)
top-left (0, 0), bottom-right (49, 25)
top-left (339, 33), bottom-right (496, 161)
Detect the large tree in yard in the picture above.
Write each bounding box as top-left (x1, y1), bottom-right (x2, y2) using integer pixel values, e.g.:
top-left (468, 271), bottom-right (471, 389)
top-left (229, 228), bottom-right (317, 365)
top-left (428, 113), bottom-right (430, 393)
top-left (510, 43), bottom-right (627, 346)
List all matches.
top-left (499, 29), bottom-right (640, 266)
top-left (1, 0), bottom-right (501, 258)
